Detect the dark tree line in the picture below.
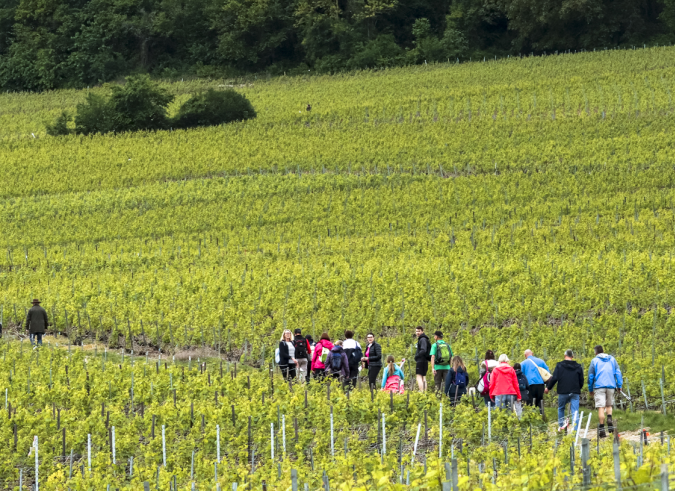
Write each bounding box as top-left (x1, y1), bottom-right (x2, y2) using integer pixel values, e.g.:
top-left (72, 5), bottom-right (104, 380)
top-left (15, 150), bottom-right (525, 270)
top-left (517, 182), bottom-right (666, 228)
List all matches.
top-left (0, 0), bottom-right (669, 91)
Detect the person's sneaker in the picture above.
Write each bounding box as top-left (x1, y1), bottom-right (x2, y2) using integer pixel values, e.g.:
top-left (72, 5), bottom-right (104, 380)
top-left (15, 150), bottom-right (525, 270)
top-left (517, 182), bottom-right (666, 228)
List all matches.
top-left (32, 346), bottom-right (36, 350)
top-left (598, 424), bottom-right (607, 439)
top-left (607, 415), bottom-right (614, 434)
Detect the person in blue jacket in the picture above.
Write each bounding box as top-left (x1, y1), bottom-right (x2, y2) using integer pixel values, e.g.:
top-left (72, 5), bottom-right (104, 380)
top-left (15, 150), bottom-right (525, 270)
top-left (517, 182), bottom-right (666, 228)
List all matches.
top-left (588, 345), bottom-right (623, 438)
top-left (521, 349), bottom-right (550, 407)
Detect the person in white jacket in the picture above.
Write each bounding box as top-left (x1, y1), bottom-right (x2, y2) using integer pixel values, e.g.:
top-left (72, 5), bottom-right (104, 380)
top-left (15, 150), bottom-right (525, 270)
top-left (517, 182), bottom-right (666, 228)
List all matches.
top-left (342, 330), bottom-right (363, 389)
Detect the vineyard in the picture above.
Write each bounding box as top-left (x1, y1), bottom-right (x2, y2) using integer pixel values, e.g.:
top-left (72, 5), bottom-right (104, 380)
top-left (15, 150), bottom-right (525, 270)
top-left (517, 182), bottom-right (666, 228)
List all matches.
top-left (2, 46), bottom-right (675, 489)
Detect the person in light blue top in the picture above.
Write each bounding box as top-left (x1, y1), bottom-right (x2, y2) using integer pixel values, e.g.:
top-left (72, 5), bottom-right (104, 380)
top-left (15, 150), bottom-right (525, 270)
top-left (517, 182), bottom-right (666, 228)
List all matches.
top-left (521, 349), bottom-right (550, 406)
top-left (381, 355), bottom-right (405, 393)
top-left (588, 345), bottom-right (622, 438)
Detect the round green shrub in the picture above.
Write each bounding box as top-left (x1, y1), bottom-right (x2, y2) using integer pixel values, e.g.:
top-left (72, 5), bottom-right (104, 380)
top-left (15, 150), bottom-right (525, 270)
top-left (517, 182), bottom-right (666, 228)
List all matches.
top-left (172, 89), bottom-right (256, 129)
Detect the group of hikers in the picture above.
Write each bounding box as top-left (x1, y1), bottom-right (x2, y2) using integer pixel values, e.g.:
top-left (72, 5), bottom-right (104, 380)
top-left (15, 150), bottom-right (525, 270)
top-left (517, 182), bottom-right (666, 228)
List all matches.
top-left (278, 325), bottom-right (623, 438)
top-left (24, 296), bottom-right (622, 438)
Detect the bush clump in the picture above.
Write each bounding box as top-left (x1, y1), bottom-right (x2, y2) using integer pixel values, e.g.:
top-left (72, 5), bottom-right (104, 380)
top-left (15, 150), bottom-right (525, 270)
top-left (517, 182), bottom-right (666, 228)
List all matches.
top-left (172, 89), bottom-right (256, 129)
top-left (46, 76), bottom-right (256, 136)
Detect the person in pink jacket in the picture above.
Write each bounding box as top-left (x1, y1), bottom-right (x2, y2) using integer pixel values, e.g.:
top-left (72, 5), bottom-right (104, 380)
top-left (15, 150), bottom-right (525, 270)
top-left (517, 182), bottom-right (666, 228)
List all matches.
top-left (489, 354), bottom-right (522, 411)
top-left (311, 332), bottom-right (333, 383)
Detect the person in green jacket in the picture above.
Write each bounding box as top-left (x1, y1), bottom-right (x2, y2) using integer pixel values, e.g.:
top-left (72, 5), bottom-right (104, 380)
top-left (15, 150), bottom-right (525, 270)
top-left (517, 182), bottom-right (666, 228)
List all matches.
top-left (430, 331), bottom-right (453, 394)
top-left (25, 299), bottom-right (48, 347)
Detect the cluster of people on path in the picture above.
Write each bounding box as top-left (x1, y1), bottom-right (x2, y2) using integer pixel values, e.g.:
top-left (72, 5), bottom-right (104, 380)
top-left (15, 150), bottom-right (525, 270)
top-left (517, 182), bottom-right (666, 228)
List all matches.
top-left (470, 344), bottom-right (622, 438)
top-left (279, 325), bottom-right (623, 439)
top-left (277, 329), bottom-right (383, 388)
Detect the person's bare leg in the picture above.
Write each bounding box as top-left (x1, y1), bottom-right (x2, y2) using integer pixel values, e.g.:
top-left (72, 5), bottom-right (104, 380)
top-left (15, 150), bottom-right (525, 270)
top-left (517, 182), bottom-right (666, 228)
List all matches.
top-left (598, 407), bottom-right (605, 425)
top-left (416, 375), bottom-right (425, 392)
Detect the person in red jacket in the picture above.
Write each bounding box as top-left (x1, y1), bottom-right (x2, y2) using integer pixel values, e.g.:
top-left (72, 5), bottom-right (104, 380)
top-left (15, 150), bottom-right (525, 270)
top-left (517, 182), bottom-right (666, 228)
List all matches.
top-left (489, 354), bottom-right (522, 411)
top-left (311, 333), bottom-right (334, 383)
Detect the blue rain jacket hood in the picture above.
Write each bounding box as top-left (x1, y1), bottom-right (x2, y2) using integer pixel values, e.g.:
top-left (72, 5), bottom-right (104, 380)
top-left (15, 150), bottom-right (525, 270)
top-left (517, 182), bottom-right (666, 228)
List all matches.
top-left (588, 353), bottom-right (623, 392)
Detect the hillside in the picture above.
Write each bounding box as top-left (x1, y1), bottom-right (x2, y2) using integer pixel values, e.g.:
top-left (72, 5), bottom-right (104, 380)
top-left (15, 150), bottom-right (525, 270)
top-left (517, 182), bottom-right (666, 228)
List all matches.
top-left (1, 48), bottom-right (675, 490)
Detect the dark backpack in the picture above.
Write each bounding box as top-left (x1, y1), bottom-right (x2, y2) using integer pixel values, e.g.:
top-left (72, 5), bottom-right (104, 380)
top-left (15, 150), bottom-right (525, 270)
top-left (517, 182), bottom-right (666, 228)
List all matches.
top-left (330, 352), bottom-right (343, 372)
top-left (435, 341), bottom-right (451, 365)
top-left (293, 337), bottom-right (308, 359)
top-left (346, 345), bottom-right (363, 369)
top-left (453, 370), bottom-right (467, 386)
top-left (420, 336), bottom-right (432, 361)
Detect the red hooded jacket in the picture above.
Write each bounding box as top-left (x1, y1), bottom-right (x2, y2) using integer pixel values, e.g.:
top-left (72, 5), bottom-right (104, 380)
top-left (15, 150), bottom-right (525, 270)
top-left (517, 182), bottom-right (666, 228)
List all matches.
top-left (489, 364), bottom-right (522, 400)
top-left (311, 339), bottom-right (334, 370)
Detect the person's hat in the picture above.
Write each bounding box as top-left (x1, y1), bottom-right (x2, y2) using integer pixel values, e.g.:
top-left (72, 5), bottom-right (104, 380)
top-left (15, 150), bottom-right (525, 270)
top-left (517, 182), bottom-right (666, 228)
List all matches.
top-left (32, 299), bottom-right (40, 304)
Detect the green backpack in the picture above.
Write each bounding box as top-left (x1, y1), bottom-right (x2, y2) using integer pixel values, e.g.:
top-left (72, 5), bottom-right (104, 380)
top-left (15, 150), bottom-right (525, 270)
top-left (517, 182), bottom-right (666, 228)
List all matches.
top-left (436, 341), bottom-right (451, 365)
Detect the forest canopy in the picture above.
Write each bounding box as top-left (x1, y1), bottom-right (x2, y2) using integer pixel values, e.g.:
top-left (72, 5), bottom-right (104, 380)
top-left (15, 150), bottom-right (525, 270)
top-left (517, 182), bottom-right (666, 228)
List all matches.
top-left (0, 0), bottom-right (669, 91)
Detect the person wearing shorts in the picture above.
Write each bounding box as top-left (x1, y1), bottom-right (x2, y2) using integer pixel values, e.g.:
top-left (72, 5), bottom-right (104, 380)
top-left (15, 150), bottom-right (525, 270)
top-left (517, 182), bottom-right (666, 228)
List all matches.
top-left (588, 345), bottom-right (622, 439)
top-left (414, 327), bottom-right (431, 392)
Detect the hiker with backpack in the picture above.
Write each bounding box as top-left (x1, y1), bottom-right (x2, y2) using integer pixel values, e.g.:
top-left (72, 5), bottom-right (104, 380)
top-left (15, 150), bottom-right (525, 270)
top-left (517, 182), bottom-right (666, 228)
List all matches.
top-left (381, 355), bottom-right (405, 394)
top-left (489, 354), bottom-right (521, 411)
top-left (477, 350), bottom-right (498, 406)
top-left (521, 349), bottom-right (551, 407)
top-left (278, 329), bottom-right (298, 381)
top-left (588, 345), bottom-right (622, 438)
top-left (445, 356), bottom-right (469, 404)
top-left (325, 340), bottom-right (350, 381)
top-left (343, 330), bottom-right (363, 388)
top-left (361, 333), bottom-right (382, 389)
top-left (545, 349), bottom-right (584, 432)
top-left (293, 329), bottom-right (312, 383)
top-left (414, 326), bottom-right (431, 392)
top-left (311, 333), bottom-right (334, 382)
top-left (430, 331), bottom-right (453, 394)
top-left (513, 362), bottom-right (529, 419)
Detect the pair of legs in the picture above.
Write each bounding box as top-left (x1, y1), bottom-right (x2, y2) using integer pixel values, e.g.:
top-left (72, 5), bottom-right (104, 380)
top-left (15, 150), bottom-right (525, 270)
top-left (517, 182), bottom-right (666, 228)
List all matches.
top-left (558, 393), bottom-right (580, 430)
top-left (368, 366), bottom-right (381, 389)
top-left (344, 366), bottom-right (359, 389)
top-left (295, 358), bottom-right (308, 382)
top-left (595, 388), bottom-right (615, 435)
top-left (527, 384), bottom-right (545, 406)
top-left (494, 394), bottom-right (515, 411)
top-left (281, 365), bottom-right (296, 381)
top-left (434, 369), bottom-right (448, 394)
top-left (416, 361), bottom-right (428, 392)
top-left (30, 333), bottom-right (43, 346)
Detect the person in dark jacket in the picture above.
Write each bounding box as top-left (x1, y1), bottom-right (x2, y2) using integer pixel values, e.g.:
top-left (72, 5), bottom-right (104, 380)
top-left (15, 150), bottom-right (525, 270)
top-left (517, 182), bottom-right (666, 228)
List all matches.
top-left (25, 299), bottom-right (48, 347)
top-left (414, 326), bottom-right (430, 392)
top-left (278, 329), bottom-right (298, 380)
top-left (361, 333), bottom-right (382, 389)
top-left (305, 335), bottom-right (315, 383)
top-left (513, 363), bottom-right (529, 419)
top-left (445, 356), bottom-right (469, 404)
top-left (325, 340), bottom-right (350, 380)
top-left (545, 349), bottom-right (584, 432)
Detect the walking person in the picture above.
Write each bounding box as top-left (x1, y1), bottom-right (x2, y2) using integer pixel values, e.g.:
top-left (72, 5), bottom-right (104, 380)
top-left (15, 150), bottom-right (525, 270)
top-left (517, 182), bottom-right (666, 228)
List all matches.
top-left (445, 356), bottom-right (469, 404)
top-left (25, 299), bottom-right (48, 347)
top-left (278, 329), bottom-right (298, 381)
top-left (545, 349), bottom-right (584, 432)
top-left (361, 333), bottom-right (382, 389)
top-left (305, 335), bottom-right (315, 383)
top-left (478, 350), bottom-right (498, 406)
top-left (311, 333), bottom-right (334, 383)
top-left (293, 329), bottom-right (311, 383)
top-left (381, 355), bottom-right (405, 394)
top-left (521, 349), bottom-right (551, 407)
top-left (342, 330), bottom-right (363, 389)
top-left (489, 355), bottom-right (521, 411)
top-left (430, 331), bottom-right (452, 394)
top-left (513, 363), bottom-right (529, 419)
top-left (414, 326), bottom-right (431, 392)
top-left (325, 340), bottom-right (349, 381)
top-left (588, 345), bottom-right (622, 438)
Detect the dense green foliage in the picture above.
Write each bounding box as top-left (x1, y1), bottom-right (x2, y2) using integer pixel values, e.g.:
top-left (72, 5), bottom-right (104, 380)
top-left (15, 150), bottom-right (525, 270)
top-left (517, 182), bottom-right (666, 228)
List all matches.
top-left (172, 89), bottom-right (257, 129)
top-left (0, 0), bottom-right (670, 91)
top-left (46, 76), bottom-right (255, 135)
